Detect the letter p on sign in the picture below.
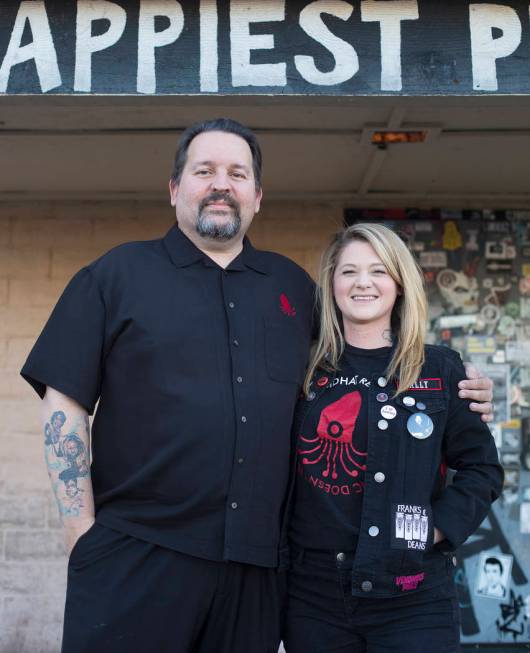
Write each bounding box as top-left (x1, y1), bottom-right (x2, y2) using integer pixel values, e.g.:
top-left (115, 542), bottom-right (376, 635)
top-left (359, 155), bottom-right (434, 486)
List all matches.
top-left (469, 4), bottom-right (522, 91)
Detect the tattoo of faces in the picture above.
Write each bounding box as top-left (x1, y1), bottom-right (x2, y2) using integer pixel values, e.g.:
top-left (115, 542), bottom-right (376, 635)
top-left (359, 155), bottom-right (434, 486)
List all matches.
top-left (44, 412), bottom-right (89, 517)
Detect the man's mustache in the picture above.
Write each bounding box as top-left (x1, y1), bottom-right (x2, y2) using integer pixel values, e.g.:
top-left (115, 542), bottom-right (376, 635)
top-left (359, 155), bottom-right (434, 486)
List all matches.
top-left (199, 192), bottom-right (239, 213)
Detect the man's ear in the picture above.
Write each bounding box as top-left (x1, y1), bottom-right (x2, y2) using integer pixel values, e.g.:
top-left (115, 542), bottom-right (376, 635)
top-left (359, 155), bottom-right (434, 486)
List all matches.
top-left (254, 187), bottom-right (263, 214)
top-left (169, 179), bottom-right (178, 207)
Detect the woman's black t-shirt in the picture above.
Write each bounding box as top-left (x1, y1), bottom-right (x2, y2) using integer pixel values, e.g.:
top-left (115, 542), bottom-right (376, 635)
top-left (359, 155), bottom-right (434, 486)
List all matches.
top-left (289, 343), bottom-right (392, 550)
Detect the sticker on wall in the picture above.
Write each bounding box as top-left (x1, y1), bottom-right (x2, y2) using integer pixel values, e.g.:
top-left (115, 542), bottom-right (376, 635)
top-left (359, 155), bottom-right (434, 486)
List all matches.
top-left (520, 503), bottom-right (530, 534)
top-left (520, 298), bottom-right (530, 319)
top-left (485, 240), bottom-right (516, 260)
top-left (506, 342), bottom-right (530, 363)
top-left (465, 336), bottom-right (496, 355)
top-left (420, 251), bottom-right (448, 268)
top-left (443, 221), bottom-right (462, 250)
top-left (502, 420), bottom-right (522, 451)
top-left (437, 269), bottom-right (479, 314)
top-left (475, 552), bottom-right (513, 600)
top-left (464, 229), bottom-right (480, 251)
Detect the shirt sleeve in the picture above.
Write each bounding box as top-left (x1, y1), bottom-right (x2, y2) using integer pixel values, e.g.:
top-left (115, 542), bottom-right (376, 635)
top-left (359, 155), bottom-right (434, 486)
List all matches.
top-left (20, 267), bottom-right (106, 415)
top-left (431, 353), bottom-right (504, 550)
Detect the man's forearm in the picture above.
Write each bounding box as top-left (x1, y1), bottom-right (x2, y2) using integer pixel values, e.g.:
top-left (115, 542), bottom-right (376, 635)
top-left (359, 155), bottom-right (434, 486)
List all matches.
top-left (43, 387), bottom-right (95, 554)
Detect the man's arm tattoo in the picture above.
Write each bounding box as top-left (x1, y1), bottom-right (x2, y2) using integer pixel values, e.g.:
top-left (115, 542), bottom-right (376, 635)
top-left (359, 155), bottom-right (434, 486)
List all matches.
top-left (44, 411), bottom-right (91, 518)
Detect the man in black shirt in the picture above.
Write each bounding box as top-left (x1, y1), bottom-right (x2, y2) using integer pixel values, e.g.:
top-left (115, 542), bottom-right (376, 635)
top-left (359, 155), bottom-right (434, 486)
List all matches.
top-left (21, 119), bottom-right (493, 653)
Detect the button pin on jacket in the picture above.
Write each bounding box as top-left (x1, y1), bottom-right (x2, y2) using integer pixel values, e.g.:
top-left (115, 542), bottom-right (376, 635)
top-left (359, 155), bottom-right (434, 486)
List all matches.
top-left (377, 377), bottom-right (388, 388)
top-left (317, 376), bottom-right (329, 387)
top-left (307, 391), bottom-right (316, 401)
top-left (407, 412), bottom-right (434, 440)
top-left (378, 419), bottom-right (389, 431)
top-left (376, 392), bottom-right (388, 403)
top-left (380, 405), bottom-right (397, 420)
top-left (416, 402), bottom-right (426, 411)
top-left (403, 396), bottom-right (415, 407)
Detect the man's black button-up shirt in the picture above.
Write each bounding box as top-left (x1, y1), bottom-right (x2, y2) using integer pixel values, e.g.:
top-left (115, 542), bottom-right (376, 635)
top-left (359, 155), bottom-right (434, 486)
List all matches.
top-left (21, 225), bottom-right (315, 567)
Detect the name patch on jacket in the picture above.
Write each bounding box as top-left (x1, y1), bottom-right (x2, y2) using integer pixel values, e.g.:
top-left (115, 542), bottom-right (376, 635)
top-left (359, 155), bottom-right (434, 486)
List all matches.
top-left (396, 378), bottom-right (443, 391)
top-left (409, 378), bottom-right (443, 391)
top-left (391, 503), bottom-right (432, 551)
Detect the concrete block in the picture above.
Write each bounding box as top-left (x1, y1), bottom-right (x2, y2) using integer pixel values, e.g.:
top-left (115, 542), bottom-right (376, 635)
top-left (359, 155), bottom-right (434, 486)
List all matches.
top-left (0, 279), bottom-right (7, 305)
top-left (46, 493), bottom-right (63, 530)
top-left (5, 338), bottom-right (34, 370)
top-left (92, 214), bottom-right (171, 249)
top-left (0, 339), bottom-right (7, 368)
top-left (1, 430), bottom-right (44, 457)
top-left (5, 530), bottom-right (65, 561)
top-left (0, 305), bottom-right (51, 340)
top-left (12, 218), bottom-right (93, 249)
top-left (0, 562), bottom-right (65, 595)
top-left (0, 462), bottom-right (48, 496)
top-left (50, 248), bottom-right (104, 280)
top-left (0, 399), bottom-right (40, 434)
top-left (0, 247), bottom-right (51, 281)
top-left (0, 594), bottom-right (64, 653)
top-left (0, 373), bottom-right (36, 399)
top-left (52, 199), bottom-right (138, 222)
top-left (1, 201), bottom-right (55, 221)
top-left (0, 495), bottom-right (47, 529)
top-left (8, 279), bottom-right (66, 307)
top-left (0, 217), bottom-right (11, 246)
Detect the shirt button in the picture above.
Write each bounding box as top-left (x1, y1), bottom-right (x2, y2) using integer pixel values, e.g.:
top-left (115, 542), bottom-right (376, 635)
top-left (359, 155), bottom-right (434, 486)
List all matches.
top-left (236, 376), bottom-right (243, 383)
top-left (374, 472), bottom-right (386, 483)
top-left (231, 502), bottom-right (238, 509)
top-left (361, 581), bottom-right (373, 592)
top-left (241, 416), bottom-right (247, 423)
top-left (233, 339), bottom-right (239, 347)
top-left (237, 458), bottom-right (244, 464)
top-left (336, 552), bottom-right (346, 562)
top-left (228, 301), bottom-right (235, 309)
top-left (368, 526), bottom-right (379, 537)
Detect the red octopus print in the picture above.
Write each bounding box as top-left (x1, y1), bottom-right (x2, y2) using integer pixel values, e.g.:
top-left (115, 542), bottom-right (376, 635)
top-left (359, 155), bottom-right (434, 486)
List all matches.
top-left (298, 392), bottom-right (367, 481)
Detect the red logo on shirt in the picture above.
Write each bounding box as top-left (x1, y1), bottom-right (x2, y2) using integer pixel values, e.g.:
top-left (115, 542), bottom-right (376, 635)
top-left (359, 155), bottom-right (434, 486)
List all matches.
top-left (298, 392), bottom-right (367, 488)
top-left (280, 293), bottom-right (296, 317)
top-left (395, 572), bottom-right (425, 591)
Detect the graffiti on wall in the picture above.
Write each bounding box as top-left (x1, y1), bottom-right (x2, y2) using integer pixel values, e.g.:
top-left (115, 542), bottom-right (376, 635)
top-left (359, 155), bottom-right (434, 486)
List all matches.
top-left (345, 208), bottom-right (530, 643)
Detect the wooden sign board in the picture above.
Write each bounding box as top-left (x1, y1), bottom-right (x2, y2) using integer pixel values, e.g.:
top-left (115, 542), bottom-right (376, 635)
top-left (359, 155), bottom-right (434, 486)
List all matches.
top-left (1, 1), bottom-right (530, 95)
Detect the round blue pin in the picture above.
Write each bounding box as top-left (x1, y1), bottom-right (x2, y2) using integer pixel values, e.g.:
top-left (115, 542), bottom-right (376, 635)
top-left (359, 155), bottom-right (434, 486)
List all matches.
top-left (407, 412), bottom-right (434, 440)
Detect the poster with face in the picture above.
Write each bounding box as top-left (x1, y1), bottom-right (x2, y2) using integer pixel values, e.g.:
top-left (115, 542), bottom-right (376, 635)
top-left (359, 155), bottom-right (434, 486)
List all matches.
top-left (475, 552), bottom-right (513, 600)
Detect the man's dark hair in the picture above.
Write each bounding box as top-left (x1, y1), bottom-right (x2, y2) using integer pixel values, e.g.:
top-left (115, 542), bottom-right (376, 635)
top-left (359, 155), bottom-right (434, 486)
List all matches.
top-left (485, 557), bottom-right (503, 573)
top-left (170, 118), bottom-right (262, 190)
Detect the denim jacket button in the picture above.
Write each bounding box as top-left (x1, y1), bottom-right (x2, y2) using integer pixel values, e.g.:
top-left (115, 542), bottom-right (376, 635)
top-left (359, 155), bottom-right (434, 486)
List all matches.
top-left (374, 472), bottom-right (385, 483)
top-left (336, 552), bottom-right (346, 562)
top-left (361, 580), bottom-right (373, 592)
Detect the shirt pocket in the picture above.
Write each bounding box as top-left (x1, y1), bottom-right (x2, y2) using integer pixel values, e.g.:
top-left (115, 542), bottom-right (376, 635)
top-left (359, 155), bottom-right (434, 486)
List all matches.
top-left (264, 316), bottom-right (307, 385)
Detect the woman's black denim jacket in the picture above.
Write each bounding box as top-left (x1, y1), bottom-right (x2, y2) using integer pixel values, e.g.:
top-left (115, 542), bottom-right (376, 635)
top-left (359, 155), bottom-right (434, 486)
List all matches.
top-left (279, 344), bottom-right (504, 598)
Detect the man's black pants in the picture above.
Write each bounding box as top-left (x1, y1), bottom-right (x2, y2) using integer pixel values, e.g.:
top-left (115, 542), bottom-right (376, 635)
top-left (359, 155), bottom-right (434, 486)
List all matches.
top-left (62, 523), bottom-right (283, 653)
top-left (283, 548), bottom-right (461, 653)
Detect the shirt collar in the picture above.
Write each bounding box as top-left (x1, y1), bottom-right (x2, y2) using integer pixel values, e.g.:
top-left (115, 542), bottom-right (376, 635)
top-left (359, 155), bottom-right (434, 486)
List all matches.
top-left (162, 224), bottom-right (270, 275)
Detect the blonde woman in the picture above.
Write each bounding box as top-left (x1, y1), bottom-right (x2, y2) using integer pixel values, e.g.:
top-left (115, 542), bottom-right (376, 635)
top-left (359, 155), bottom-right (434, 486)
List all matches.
top-left (283, 223), bottom-right (503, 653)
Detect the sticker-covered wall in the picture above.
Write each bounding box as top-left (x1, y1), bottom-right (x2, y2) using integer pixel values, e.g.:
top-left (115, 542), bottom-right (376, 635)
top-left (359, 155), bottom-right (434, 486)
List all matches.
top-left (346, 209), bottom-right (530, 644)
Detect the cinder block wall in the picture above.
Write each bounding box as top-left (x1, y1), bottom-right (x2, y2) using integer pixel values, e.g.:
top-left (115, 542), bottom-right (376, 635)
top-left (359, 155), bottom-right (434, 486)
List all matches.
top-left (0, 200), bottom-right (342, 653)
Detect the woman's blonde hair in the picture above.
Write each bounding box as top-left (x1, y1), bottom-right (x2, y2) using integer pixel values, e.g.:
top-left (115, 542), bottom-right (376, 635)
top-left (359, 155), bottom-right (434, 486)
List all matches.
top-left (304, 222), bottom-right (427, 397)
